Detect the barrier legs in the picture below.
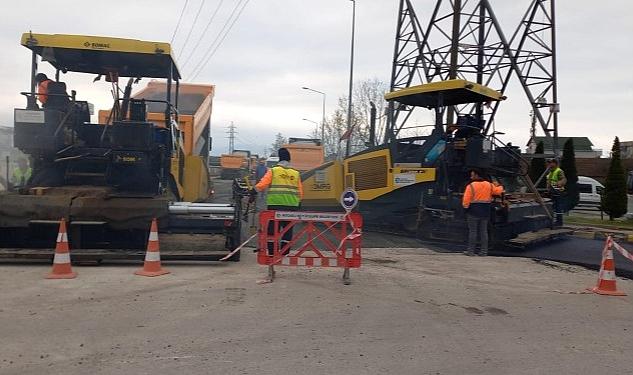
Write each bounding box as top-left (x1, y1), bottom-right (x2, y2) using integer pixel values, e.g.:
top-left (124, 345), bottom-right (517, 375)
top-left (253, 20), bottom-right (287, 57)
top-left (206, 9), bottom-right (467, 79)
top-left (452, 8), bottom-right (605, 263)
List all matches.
top-left (342, 267), bottom-right (351, 285)
top-left (268, 265), bottom-right (276, 282)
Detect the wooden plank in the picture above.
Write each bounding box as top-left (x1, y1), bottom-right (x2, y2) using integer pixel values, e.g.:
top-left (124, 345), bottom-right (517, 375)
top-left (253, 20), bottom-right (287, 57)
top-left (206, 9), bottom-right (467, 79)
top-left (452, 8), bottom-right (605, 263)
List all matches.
top-left (507, 228), bottom-right (572, 247)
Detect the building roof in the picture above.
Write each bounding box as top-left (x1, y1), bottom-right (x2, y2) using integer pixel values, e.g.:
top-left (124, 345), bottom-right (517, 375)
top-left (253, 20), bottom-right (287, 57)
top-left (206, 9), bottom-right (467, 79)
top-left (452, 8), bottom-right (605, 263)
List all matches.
top-left (528, 136), bottom-right (594, 152)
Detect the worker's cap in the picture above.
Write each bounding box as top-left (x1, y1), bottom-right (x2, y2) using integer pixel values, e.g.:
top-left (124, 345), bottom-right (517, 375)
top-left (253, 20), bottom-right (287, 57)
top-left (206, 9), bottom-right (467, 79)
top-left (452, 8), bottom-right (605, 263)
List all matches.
top-left (278, 148), bottom-right (291, 162)
top-left (34, 73), bottom-right (48, 83)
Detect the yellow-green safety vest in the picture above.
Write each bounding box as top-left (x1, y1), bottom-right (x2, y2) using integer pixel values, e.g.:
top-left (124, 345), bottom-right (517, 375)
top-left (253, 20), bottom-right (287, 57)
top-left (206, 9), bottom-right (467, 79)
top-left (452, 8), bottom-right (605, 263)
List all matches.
top-left (267, 165), bottom-right (301, 207)
top-left (547, 167), bottom-right (564, 190)
top-left (12, 167), bottom-right (32, 186)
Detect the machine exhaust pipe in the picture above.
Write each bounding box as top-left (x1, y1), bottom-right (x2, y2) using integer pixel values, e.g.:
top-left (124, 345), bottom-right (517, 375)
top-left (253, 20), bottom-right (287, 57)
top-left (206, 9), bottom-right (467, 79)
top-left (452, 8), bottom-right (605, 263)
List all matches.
top-left (368, 101), bottom-right (377, 147)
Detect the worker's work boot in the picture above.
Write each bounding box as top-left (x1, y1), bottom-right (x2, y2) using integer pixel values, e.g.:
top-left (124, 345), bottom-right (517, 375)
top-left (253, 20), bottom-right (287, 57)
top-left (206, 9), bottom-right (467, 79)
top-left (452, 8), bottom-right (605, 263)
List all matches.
top-left (479, 250), bottom-right (488, 257)
top-left (463, 250), bottom-right (474, 256)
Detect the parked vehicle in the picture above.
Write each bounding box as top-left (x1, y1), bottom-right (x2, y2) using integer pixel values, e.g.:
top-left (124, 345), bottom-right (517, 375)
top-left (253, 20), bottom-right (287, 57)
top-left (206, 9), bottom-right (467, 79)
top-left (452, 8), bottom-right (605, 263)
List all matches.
top-left (577, 176), bottom-right (604, 205)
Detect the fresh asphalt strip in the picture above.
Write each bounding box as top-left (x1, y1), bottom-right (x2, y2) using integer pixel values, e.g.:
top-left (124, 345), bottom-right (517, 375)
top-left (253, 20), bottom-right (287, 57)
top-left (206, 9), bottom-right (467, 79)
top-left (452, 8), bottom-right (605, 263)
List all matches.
top-left (364, 231), bottom-right (633, 280)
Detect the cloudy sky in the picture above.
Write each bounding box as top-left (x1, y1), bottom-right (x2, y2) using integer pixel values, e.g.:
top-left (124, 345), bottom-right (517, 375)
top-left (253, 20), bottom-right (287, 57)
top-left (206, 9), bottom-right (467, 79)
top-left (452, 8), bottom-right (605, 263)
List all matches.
top-left (0, 0), bottom-right (631, 156)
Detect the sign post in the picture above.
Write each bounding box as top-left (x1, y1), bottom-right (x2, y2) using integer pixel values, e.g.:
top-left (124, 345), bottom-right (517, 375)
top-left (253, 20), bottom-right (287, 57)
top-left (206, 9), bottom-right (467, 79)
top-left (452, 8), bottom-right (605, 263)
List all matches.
top-left (339, 188), bottom-right (358, 285)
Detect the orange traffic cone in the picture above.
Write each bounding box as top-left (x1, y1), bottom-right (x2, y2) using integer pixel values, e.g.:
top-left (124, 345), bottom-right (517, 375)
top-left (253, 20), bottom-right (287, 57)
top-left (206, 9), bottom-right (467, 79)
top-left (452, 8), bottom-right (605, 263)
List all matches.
top-left (588, 237), bottom-right (626, 296)
top-left (46, 218), bottom-right (77, 279)
top-left (135, 218), bottom-right (170, 277)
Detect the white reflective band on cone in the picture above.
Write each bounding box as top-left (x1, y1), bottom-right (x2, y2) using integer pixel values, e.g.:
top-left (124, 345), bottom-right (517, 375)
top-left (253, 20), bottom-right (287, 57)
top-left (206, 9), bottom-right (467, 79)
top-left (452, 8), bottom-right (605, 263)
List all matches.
top-left (57, 233), bottom-right (68, 243)
top-left (145, 251), bottom-right (161, 262)
top-left (148, 232), bottom-right (159, 242)
top-left (53, 253), bottom-right (71, 264)
top-left (601, 270), bottom-right (616, 281)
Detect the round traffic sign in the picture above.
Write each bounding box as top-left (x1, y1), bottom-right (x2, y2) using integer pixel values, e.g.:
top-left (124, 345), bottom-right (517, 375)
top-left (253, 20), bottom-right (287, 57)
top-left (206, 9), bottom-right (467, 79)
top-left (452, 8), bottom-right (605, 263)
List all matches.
top-left (340, 188), bottom-right (358, 211)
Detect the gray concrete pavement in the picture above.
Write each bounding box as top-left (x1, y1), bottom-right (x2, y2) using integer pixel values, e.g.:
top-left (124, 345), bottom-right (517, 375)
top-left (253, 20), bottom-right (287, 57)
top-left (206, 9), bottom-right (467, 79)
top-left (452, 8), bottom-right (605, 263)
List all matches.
top-left (1, 248), bottom-right (632, 374)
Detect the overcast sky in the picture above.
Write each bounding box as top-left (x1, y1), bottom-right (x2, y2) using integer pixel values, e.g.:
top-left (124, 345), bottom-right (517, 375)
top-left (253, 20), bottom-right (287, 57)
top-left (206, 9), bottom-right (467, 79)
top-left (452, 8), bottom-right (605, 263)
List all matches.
top-left (1, 0), bottom-right (631, 156)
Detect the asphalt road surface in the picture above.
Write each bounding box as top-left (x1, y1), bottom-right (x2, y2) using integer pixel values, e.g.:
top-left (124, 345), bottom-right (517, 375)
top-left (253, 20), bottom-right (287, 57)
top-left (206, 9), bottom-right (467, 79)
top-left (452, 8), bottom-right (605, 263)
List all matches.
top-left (215, 178), bottom-right (633, 278)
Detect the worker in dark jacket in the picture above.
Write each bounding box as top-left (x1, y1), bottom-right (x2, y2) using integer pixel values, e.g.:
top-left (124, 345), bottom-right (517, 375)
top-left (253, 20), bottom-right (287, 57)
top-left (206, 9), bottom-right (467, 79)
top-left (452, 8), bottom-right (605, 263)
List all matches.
top-left (255, 159), bottom-right (268, 183)
top-left (254, 148), bottom-right (303, 255)
top-left (462, 169), bottom-right (504, 256)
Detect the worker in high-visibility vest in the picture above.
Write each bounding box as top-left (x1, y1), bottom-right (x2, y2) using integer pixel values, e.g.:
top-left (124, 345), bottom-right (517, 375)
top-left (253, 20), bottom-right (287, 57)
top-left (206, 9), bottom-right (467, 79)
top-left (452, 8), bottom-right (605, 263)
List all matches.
top-left (462, 169), bottom-right (504, 256)
top-left (35, 73), bottom-right (53, 106)
top-left (11, 157), bottom-right (32, 188)
top-left (254, 148), bottom-right (303, 255)
top-left (546, 158), bottom-right (567, 227)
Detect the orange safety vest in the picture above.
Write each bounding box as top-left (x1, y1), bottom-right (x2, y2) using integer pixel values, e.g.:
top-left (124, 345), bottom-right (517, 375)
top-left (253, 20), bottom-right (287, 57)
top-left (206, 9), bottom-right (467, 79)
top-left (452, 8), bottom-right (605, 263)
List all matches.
top-left (37, 80), bottom-right (52, 104)
top-left (462, 180), bottom-right (503, 208)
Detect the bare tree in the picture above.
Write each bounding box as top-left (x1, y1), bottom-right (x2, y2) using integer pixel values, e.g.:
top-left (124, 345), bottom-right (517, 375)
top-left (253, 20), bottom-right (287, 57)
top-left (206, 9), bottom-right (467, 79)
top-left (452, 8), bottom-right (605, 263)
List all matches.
top-left (351, 78), bottom-right (388, 149)
top-left (268, 133), bottom-right (287, 156)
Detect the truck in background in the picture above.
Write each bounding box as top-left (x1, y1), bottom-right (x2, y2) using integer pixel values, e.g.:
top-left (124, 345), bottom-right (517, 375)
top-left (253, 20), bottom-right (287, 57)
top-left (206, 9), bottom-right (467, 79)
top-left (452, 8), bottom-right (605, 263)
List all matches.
top-left (220, 149), bottom-right (251, 180)
top-left (283, 138), bottom-right (325, 172)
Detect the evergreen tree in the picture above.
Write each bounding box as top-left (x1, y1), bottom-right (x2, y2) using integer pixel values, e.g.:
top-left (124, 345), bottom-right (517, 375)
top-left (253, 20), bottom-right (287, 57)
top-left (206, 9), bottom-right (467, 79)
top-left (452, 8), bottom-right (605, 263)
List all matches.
top-left (601, 137), bottom-right (628, 220)
top-left (560, 138), bottom-right (579, 211)
top-left (529, 141), bottom-right (546, 188)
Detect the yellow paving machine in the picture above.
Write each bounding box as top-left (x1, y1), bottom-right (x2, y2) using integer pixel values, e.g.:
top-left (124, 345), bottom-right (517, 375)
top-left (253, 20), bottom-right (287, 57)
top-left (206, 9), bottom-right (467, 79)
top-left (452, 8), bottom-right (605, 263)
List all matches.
top-left (0, 33), bottom-right (244, 261)
top-left (303, 80), bottom-right (565, 247)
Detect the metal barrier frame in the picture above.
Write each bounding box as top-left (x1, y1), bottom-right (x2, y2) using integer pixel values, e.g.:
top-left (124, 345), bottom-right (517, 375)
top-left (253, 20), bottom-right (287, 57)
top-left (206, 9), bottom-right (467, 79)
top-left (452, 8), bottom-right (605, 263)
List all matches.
top-left (257, 210), bottom-right (363, 284)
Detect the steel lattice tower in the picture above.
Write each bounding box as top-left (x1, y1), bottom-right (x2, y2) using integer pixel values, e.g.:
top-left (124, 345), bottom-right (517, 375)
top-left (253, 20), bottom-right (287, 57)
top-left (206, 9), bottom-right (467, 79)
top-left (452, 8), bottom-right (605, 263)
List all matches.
top-left (387, 0), bottom-right (559, 155)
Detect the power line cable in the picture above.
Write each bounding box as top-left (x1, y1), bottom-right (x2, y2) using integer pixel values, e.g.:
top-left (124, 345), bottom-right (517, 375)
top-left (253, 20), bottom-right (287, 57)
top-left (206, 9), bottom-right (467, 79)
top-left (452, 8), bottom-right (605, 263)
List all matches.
top-left (177, 0), bottom-right (207, 60)
top-left (181, 0), bottom-right (226, 70)
top-left (170, 0), bottom-right (190, 44)
top-left (187, 0), bottom-right (244, 78)
top-left (188, 0), bottom-right (249, 79)
top-left (190, 0), bottom-right (250, 80)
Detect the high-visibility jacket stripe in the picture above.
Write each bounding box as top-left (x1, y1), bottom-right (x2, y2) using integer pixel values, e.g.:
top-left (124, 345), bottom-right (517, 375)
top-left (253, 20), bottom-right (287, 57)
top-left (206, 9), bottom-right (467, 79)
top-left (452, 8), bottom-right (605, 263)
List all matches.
top-left (270, 184), bottom-right (299, 190)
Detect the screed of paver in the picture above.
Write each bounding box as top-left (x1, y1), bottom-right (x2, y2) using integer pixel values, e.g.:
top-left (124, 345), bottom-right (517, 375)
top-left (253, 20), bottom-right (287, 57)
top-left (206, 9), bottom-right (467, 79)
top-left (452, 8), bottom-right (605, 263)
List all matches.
top-left (0, 248), bottom-right (631, 375)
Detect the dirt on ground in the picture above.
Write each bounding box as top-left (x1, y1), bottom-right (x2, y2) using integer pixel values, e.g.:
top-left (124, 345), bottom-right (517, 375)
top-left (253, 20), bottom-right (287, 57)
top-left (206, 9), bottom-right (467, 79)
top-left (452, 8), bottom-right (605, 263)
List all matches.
top-left (0, 247), bottom-right (631, 375)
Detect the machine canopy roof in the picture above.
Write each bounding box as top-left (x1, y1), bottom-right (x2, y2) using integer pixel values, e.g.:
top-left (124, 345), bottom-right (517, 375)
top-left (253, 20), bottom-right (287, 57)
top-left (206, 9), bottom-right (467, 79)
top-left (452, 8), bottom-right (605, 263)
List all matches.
top-left (21, 33), bottom-right (180, 79)
top-left (384, 79), bottom-right (504, 108)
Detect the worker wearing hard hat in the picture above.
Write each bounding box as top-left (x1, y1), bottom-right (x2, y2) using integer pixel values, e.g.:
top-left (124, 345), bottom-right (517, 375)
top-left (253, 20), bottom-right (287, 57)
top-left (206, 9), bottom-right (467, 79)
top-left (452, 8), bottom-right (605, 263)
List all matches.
top-left (462, 169), bottom-right (504, 256)
top-left (254, 148), bottom-right (303, 255)
top-left (546, 158), bottom-right (567, 227)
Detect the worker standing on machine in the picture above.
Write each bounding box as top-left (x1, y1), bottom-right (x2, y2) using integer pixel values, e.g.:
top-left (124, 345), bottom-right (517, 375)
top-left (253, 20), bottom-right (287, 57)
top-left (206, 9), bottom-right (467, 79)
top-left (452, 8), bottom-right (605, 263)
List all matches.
top-left (253, 148), bottom-right (303, 255)
top-left (35, 73), bottom-right (53, 106)
top-left (546, 158), bottom-right (567, 227)
top-left (462, 169), bottom-right (504, 256)
top-left (11, 157), bottom-right (32, 189)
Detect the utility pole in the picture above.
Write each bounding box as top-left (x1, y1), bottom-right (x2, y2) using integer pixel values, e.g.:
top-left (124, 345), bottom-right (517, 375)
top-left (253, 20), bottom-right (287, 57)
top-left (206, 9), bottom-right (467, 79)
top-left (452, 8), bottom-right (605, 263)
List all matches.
top-left (345, 0), bottom-right (356, 157)
top-left (226, 122), bottom-right (236, 153)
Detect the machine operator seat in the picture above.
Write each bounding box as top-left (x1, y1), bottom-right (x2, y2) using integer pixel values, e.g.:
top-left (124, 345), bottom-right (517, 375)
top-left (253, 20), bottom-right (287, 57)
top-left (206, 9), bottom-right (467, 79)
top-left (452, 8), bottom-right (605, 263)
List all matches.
top-left (43, 81), bottom-right (70, 111)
